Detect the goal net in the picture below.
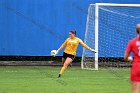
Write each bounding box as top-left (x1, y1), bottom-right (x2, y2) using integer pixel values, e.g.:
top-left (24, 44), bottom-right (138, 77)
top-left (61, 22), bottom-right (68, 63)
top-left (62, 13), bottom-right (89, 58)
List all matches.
top-left (81, 3), bottom-right (140, 70)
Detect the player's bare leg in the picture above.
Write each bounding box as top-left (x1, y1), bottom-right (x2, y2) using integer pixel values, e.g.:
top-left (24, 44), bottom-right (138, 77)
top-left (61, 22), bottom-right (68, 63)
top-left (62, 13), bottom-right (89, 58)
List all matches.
top-left (62, 57), bottom-right (72, 67)
top-left (131, 82), bottom-right (140, 93)
top-left (58, 57), bottom-right (73, 78)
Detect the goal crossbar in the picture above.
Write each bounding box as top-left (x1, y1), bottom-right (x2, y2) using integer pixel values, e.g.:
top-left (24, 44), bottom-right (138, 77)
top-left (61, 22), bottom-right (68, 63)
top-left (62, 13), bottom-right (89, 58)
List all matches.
top-left (90, 3), bottom-right (140, 7)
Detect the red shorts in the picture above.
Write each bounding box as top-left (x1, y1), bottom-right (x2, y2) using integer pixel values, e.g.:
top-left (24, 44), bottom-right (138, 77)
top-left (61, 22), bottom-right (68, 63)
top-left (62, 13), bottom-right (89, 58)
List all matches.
top-left (131, 62), bottom-right (140, 82)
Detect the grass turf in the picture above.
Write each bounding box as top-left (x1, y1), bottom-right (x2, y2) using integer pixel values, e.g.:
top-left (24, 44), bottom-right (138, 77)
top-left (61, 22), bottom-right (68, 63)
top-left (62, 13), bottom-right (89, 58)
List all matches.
top-left (0, 66), bottom-right (131, 93)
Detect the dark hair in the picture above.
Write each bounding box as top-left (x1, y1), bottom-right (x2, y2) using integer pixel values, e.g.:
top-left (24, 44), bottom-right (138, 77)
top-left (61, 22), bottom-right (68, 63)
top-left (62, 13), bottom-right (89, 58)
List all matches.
top-left (136, 28), bottom-right (139, 34)
top-left (136, 24), bottom-right (140, 34)
top-left (70, 30), bottom-right (76, 35)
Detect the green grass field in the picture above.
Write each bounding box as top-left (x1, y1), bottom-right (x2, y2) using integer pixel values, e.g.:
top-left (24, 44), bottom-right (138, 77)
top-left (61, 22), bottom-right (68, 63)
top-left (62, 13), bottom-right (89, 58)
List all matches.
top-left (0, 66), bottom-right (131, 93)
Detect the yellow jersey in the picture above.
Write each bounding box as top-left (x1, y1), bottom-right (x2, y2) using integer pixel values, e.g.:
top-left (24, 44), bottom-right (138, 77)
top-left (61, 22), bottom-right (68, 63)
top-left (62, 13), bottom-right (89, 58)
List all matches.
top-left (60, 37), bottom-right (89, 55)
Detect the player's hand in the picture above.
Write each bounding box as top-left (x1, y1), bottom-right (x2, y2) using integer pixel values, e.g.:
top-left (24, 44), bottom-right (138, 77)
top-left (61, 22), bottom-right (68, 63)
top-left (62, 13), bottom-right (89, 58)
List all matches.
top-left (89, 48), bottom-right (97, 53)
top-left (128, 56), bottom-right (133, 62)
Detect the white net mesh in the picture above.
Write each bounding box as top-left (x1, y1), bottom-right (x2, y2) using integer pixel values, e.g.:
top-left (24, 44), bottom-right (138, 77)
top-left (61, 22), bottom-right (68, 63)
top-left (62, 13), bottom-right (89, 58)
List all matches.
top-left (82, 4), bottom-right (140, 69)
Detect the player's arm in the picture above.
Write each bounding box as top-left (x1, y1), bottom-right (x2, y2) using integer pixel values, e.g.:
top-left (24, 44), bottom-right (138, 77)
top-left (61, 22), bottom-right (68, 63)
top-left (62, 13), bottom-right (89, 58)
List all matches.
top-left (124, 41), bottom-right (133, 62)
top-left (124, 52), bottom-right (130, 61)
top-left (54, 39), bottom-right (68, 56)
top-left (79, 39), bottom-right (97, 53)
top-left (57, 40), bottom-right (67, 51)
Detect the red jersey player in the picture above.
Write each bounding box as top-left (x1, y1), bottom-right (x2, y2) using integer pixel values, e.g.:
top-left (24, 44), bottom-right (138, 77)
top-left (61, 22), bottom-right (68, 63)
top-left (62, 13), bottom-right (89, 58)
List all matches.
top-left (124, 24), bottom-right (140, 93)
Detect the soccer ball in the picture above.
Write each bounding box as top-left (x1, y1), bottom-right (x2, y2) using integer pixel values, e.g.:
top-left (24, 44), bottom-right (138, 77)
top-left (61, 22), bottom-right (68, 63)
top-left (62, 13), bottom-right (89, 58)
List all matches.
top-left (50, 50), bottom-right (57, 56)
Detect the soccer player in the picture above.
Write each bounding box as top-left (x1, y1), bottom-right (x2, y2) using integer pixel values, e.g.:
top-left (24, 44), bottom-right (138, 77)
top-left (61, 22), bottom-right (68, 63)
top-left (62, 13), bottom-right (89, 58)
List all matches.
top-left (54, 30), bottom-right (96, 78)
top-left (124, 24), bottom-right (140, 93)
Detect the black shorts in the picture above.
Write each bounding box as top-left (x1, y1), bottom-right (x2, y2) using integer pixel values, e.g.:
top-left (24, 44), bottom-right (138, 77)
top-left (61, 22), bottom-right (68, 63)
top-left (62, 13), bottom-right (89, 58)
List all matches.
top-left (63, 52), bottom-right (75, 60)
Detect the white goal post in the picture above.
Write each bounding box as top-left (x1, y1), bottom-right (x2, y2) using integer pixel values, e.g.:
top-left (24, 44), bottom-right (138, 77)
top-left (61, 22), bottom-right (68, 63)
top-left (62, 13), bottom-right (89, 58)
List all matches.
top-left (81, 3), bottom-right (140, 70)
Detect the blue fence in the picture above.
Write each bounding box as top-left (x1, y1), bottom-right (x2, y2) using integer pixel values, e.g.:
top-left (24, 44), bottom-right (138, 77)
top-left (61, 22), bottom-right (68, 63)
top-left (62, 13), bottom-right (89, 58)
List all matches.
top-left (0, 0), bottom-right (139, 56)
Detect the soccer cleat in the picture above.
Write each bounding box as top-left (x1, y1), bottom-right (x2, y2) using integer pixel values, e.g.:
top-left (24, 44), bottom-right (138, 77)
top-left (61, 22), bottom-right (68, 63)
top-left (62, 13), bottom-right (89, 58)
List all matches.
top-left (57, 74), bottom-right (61, 78)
